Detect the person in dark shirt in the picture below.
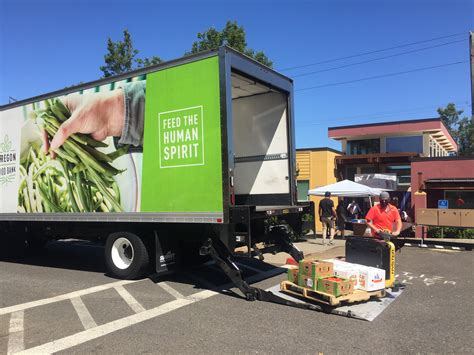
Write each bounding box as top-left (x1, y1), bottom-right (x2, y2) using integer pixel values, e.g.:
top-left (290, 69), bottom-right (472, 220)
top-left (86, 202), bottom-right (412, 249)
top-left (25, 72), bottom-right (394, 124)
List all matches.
top-left (336, 197), bottom-right (347, 239)
top-left (318, 191), bottom-right (336, 245)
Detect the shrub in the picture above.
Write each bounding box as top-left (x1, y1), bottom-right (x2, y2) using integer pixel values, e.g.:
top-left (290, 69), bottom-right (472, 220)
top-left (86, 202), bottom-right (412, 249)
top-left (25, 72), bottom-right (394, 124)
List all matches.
top-left (427, 227), bottom-right (474, 239)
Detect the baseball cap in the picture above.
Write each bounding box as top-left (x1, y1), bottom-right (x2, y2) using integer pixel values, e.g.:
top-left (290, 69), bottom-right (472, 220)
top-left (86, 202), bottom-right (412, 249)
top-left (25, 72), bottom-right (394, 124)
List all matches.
top-left (379, 191), bottom-right (390, 200)
top-left (325, 191), bottom-right (331, 197)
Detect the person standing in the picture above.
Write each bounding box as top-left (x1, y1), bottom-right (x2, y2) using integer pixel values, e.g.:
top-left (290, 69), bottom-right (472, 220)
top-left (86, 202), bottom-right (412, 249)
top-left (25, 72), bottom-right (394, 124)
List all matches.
top-left (319, 191), bottom-right (336, 245)
top-left (347, 200), bottom-right (361, 219)
top-left (336, 197), bottom-right (347, 239)
top-left (366, 191), bottom-right (402, 237)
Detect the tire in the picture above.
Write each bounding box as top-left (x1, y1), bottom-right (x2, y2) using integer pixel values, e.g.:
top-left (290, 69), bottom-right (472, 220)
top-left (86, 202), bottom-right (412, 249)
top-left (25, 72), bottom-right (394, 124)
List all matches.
top-left (105, 232), bottom-right (150, 279)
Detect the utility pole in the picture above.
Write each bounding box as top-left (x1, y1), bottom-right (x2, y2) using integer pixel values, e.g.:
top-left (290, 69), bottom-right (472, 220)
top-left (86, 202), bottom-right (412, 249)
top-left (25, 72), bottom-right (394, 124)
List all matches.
top-left (470, 31), bottom-right (474, 118)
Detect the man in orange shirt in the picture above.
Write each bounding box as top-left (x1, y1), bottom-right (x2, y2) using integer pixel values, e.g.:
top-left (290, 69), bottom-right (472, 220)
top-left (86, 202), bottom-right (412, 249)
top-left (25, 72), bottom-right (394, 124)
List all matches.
top-left (365, 191), bottom-right (402, 237)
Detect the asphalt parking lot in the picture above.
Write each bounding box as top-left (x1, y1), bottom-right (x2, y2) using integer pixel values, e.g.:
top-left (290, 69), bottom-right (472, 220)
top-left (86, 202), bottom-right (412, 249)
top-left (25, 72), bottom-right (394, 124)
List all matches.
top-left (0, 240), bottom-right (473, 354)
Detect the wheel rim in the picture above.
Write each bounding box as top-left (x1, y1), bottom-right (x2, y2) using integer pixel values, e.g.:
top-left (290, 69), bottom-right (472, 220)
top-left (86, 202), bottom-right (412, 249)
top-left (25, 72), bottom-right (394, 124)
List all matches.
top-left (111, 237), bottom-right (134, 270)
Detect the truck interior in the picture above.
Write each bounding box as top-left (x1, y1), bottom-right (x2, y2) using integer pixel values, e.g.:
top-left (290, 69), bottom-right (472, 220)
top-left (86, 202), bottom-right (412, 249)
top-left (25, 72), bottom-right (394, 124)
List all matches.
top-left (231, 71), bottom-right (291, 207)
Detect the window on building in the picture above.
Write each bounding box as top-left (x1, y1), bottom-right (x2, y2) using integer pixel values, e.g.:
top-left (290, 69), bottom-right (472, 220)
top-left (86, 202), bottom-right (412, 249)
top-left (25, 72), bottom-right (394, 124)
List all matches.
top-left (347, 139), bottom-right (380, 155)
top-left (345, 167), bottom-right (357, 180)
top-left (445, 190), bottom-right (474, 209)
top-left (361, 166), bottom-right (377, 174)
top-left (386, 165), bottom-right (411, 186)
top-left (297, 180), bottom-right (309, 201)
top-left (386, 136), bottom-right (423, 154)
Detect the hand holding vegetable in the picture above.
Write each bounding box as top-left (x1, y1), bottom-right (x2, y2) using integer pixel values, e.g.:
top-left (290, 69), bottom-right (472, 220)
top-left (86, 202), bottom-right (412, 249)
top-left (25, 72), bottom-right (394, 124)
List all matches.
top-left (49, 90), bottom-right (125, 152)
top-left (21, 97), bottom-right (130, 213)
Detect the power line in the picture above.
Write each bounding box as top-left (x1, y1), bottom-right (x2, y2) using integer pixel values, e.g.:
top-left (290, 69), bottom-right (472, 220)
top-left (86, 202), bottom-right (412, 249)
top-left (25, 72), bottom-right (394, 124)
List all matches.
top-left (296, 60), bottom-right (469, 91)
top-left (297, 101), bottom-right (471, 125)
top-left (280, 31), bottom-right (467, 71)
top-left (299, 104), bottom-right (471, 127)
top-left (292, 39), bottom-right (466, 78)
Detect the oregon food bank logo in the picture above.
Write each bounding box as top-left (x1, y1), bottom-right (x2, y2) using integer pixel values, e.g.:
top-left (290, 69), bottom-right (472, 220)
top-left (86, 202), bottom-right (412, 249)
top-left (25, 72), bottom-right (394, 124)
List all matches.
top-left (0, 135), bottom-right (16, 186)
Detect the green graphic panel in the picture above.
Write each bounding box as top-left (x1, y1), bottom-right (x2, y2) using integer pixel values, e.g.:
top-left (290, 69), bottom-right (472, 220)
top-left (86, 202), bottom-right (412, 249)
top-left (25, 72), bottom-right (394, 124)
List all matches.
top-left (159, 106), bottom-right (204, 168)
top-left (141, 56), bottom-right (223, 213)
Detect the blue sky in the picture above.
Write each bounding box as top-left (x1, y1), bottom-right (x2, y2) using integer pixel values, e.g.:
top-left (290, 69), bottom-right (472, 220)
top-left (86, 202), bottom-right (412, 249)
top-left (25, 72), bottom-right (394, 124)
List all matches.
top-left (1, 0), bottom-right (473, 150)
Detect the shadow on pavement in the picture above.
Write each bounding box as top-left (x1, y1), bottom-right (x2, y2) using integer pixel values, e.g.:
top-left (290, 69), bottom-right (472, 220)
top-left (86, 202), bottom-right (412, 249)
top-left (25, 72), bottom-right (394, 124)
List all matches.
top-left (1, 239), bottom-right (286, 299)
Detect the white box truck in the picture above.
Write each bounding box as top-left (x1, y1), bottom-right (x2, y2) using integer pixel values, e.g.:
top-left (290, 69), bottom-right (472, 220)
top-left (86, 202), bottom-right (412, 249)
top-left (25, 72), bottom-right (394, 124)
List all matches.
top-left (0, 47), bottom-right (313, 300)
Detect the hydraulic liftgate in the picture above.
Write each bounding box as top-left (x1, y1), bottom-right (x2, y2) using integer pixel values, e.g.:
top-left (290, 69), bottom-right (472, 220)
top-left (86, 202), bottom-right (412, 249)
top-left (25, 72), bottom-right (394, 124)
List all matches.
top-left (199, 234), bottom-right (359, 317)
top-left (199, 231), bottom-right (408, 318)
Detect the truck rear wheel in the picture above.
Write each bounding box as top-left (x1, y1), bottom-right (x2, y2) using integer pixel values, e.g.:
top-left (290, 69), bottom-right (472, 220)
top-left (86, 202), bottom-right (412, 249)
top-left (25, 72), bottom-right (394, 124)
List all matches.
top-left (105, 232), bottom-right (150, 279)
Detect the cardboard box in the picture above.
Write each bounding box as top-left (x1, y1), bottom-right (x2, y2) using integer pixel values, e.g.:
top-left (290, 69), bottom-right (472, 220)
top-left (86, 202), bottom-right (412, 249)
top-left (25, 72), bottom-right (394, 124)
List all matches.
top-left (299, 275), bottom-right (317, 290)
top-left (416, 208), bottom-right (438, 226)
top-left (298, 260), bottom-right (333, 278)
top-left (357, 266), bottom-right (385, 291)
top-left (287, 267), bottom-right (298, 284)
top-left (323, 258), bottom-right (350, 267)
top-left (439, 209), bottom-right (462, 227)
top-left (317, 277), bottom-right (354, 297)
top-left (333, 264), bottom-right (359, 289)
top-left (298, 260), bottom-right (333, 286)
top-left (460, 209), bottom-right (474, 228)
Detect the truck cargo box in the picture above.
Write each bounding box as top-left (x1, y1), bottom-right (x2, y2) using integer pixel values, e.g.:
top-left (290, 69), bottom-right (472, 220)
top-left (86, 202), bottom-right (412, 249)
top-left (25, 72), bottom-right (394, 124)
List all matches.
top-left (0, 47), bottom-right (299, 224)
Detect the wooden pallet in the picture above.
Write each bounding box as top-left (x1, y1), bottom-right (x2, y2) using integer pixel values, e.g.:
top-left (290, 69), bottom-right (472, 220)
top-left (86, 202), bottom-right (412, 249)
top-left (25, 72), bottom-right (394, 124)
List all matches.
top-left (280, 281), bottom-right (386, 307)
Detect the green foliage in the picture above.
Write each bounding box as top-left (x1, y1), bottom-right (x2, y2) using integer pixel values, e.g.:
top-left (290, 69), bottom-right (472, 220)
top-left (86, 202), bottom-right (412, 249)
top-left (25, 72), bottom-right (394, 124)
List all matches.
top-left (100, 30), bottom-right (139, 77)
top-left (135, 56), bottom-right (162, 68)
top-left (427, 226), bottom-right (474, 239)
top-left (188, 20), bottom-right (273, 68)
top-left (101, 23), bottom-right (272, 77)
top-left (437, 103), bottom-right (474, 155)
top-left (100, 30), bottom-right (162, 77)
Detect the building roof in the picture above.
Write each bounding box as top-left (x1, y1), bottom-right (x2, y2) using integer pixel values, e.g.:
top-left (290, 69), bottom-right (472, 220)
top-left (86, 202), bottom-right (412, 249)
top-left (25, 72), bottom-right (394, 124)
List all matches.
top-left (328, 118), bottom-right (457, 152)
top-left (296, 147), bottom-right (342, 154)
top-left (411, 155), bottom-right (474, 162)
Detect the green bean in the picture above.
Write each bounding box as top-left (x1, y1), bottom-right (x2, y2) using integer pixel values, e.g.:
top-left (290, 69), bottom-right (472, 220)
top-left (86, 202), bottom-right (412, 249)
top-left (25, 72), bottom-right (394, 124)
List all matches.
top-left (54, 148), bottom-right (79, 165)
top-left (37, 184), bottom-right (62, 212)
top-left (54, 99), bottom-right (71, 118)
top-left (107, 144), bottom-right (130, 160)
top-left (48, 177), bottom-right (58, 208)
top-left (75, 172), bottom-right (88, 212)
top-left (72, 163), bottom-right (86, 174)
top-left (80, 143), bottom-right (113, 163)
top-left (76, 134), bottom-right (109, 148)
top-left (50, 104), bottom-right (67, 122)
top-left (86, 167), bottom-right (122, 212)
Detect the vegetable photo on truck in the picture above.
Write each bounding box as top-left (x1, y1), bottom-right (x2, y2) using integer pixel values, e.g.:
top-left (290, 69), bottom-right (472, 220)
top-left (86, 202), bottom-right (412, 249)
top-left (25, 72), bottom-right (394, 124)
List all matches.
top-left (0, 46), bottom-right (313, 297)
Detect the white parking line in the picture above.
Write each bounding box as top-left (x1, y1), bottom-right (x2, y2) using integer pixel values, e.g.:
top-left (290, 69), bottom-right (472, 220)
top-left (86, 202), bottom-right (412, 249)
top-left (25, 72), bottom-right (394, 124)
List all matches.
top-left (157, 282), bottom-right (186, 300)
top-left (16, 290), bottom-right (216, 355)
top-left (0, 280), bottom-right (138, 316)
top-left (7, 311), bottom-right (24, 355)
top-left (70, 297), bottom-right (97, 330)
top-left (114, 285), bottom-right (146, 313)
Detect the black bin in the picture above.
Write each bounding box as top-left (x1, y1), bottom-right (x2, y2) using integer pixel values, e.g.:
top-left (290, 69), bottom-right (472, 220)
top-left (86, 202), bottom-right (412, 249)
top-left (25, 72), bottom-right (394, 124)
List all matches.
top-left (345, 237), bottom-right (392, 279)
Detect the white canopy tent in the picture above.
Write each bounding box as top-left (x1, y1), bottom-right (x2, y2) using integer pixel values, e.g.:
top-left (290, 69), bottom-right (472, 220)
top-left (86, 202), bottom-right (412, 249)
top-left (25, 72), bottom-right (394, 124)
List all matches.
top-left (308, 179), bottom-right (382, 198)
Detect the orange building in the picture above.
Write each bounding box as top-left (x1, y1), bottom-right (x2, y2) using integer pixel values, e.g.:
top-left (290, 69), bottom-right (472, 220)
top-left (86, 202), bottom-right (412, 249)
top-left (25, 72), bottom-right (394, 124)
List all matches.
top-left (296, 147), bottom-right (341, 234)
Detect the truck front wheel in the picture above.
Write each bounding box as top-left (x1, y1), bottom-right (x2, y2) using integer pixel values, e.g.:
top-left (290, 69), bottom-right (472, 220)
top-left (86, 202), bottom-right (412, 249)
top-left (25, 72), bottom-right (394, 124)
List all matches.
top-left (105, 232), bottom-right (150, 279)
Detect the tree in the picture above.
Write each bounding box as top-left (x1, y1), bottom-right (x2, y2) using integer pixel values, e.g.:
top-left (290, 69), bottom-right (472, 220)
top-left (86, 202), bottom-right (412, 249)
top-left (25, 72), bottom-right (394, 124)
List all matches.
top-left (135, 56), bottom-right (162, 68)
top-left (437, 103), bottom-right (474, 156)
top-left (188, 21), bottom-right (273, 68)
top-left (100, 30), bottom-right (162, 77)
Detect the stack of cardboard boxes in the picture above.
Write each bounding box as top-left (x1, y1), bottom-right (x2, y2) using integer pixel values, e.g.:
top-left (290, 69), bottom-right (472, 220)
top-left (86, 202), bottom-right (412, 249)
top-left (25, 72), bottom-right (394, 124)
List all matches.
top-left (287, 258), bottom-right (386, 297)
